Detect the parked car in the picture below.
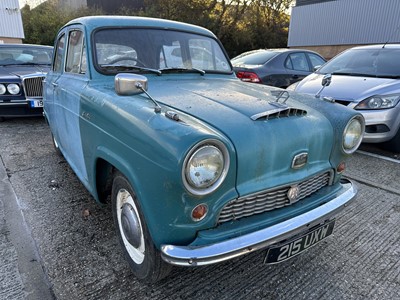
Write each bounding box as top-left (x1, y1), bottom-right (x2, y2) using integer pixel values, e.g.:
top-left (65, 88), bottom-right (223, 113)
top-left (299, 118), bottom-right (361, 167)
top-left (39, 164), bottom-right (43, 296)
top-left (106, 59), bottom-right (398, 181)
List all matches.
top-left (44, 16), bottom-right (364, 282)
top-left (0, 44), bottom-right (53, 121)
top-left (288, 44), bottom-right (400, 152)
top-left (231, 49), bottom-right (326, 88)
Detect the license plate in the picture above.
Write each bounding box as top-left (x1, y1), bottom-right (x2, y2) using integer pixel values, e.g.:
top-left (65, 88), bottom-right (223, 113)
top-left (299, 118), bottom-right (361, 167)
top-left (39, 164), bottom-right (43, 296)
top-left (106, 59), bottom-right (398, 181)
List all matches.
top-left (264, 220), bottom-right (335, 264)
top-left (30, 100), bottom-right (43, 108)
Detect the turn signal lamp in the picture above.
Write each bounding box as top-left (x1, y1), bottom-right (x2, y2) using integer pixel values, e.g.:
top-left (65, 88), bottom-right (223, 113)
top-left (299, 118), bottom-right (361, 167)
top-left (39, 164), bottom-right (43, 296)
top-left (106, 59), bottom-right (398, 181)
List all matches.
top-left (192, 204), bottom-right (208, 221)
top-left (337, 162), bottom-right (346, 173)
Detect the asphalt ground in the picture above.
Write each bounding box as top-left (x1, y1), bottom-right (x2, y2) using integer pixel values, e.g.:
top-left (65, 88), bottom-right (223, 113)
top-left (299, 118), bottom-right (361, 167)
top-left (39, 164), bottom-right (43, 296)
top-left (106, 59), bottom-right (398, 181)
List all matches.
top-left (0, 117), bottom-right (399, 300)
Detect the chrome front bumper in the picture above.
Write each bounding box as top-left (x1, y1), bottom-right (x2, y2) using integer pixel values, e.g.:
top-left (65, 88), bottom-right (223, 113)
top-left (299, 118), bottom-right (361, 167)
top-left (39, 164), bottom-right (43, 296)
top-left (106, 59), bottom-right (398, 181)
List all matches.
top-left (161, 179), bottom-right (357, 266)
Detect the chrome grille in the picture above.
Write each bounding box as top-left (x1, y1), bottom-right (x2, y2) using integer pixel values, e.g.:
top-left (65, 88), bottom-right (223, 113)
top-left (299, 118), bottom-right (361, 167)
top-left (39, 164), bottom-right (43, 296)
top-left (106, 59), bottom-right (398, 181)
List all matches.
top-left (218, 172), bottom-right (331, 224)
top-left (23, 76), bottom-right (45, 98)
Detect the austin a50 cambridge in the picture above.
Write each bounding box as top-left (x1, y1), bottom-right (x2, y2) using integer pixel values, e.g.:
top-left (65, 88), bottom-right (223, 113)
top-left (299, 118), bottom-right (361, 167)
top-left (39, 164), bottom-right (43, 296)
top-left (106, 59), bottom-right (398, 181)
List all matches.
top-left (43, 16), bottom-right (365, 282)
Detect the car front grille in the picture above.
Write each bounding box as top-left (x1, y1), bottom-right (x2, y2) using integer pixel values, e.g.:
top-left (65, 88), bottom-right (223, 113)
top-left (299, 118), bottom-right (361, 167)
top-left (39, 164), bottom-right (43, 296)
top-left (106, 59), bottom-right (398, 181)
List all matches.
top-left (218, 171), bottom-right (332, 224)
top-left (23, 76), bottom-right (45, 98)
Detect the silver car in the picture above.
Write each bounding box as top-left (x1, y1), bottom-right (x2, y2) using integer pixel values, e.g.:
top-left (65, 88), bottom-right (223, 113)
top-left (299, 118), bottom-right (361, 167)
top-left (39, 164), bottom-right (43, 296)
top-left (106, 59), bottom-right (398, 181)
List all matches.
top-left (289, 44), bottom-right (400, 152)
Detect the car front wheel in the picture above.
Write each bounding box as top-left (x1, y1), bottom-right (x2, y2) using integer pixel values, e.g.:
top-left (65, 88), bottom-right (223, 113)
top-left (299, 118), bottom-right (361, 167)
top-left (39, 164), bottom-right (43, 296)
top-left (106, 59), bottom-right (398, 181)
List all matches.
top-left (111, 171), bottom-right (172, 282)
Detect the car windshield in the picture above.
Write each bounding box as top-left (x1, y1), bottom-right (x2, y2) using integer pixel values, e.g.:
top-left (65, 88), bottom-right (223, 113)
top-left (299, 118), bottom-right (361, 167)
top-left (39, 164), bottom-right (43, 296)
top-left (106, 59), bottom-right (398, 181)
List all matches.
top-left (318, 48), bottom-right (400, 78)
top-left (0, 46), bottom-right (52, 66)
top-left (94, 28), bottom-right (232, 74)
top-left (231, 51), bottom-right (278, 65)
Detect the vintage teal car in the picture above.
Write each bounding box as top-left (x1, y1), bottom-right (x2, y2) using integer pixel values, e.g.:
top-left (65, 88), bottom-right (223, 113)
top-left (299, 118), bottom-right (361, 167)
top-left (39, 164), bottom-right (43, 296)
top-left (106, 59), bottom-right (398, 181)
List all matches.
top-left (43, 16), bottom-right (365, 282)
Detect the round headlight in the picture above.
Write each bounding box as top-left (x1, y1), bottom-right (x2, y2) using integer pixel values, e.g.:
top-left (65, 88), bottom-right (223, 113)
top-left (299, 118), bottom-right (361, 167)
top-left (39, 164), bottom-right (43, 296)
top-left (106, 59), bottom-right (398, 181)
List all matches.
top-left (0, 84), bottom-right (6, 95)
top-left (343, 116), bottom-right (365, 154)
top-left (7, 83), bottom-right (20, 95)
top-left (183, 140), bottom-right (230, 196)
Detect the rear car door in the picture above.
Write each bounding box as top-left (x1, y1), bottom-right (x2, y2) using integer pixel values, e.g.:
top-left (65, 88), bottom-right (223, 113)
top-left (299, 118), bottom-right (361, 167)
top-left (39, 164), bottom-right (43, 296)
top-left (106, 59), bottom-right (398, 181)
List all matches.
top-left (284, 52), bottom-right (312, 85)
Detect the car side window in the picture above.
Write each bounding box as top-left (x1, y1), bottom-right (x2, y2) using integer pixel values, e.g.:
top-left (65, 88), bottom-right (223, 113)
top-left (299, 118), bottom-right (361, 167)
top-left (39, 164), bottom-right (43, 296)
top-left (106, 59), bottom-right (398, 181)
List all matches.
top-left (285, 53), bottom-right (309, 72)
top-left (53, 34), bottom-right (65, 73)
top-left (308, 53), bottom-right (325, 69)
top-left (66, 30), bottom-right (84, 74)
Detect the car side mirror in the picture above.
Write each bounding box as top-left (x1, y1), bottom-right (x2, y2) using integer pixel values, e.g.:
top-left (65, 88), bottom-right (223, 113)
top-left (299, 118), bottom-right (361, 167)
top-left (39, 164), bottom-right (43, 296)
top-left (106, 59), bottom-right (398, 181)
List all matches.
top-left (313, 65), bottom-right (321, 72)
top-left (321, 74), bottom-right (332, 87)
top-left (315, 73), bottom-right (332, 98)
top-left (115, 73), bottom-right (148, 96)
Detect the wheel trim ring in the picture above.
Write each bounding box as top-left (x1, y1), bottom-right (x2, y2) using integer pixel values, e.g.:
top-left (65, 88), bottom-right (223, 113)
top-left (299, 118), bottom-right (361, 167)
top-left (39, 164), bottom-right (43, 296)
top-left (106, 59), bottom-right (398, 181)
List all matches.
top-left (116, 189), bottom-right (145, 264)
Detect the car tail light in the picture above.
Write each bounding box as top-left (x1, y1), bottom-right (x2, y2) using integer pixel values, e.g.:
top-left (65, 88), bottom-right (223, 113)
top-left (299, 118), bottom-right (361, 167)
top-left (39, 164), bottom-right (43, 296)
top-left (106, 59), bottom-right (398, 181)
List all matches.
top-left (236, 71), bottom-right (261, 83)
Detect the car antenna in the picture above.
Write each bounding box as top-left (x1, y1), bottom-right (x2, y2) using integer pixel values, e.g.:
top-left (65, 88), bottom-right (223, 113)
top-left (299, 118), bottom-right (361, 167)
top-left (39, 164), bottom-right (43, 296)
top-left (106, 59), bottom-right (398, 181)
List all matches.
top-left (382, 25), bottom-right (400, 48)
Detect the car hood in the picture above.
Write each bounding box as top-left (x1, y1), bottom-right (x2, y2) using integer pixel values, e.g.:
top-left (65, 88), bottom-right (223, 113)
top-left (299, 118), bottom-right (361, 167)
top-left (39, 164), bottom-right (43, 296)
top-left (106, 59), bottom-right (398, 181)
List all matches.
top-left (148, 78), bottom-right (345, 196)
top-left (0, 65), bottom-right (50, 79)
top-left (295, 73), bottom-right (400, 102)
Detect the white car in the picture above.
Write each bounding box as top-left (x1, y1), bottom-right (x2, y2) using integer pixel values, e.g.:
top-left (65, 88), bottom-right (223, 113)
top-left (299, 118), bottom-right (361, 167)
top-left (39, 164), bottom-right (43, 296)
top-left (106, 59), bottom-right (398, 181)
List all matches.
top-left (289, 44), bottom-right (400, 152)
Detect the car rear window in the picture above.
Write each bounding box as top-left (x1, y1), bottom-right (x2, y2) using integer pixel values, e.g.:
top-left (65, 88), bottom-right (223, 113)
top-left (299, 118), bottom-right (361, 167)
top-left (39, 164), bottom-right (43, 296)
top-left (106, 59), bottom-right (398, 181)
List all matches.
top-left (231, 51), bottom-right (278, 65)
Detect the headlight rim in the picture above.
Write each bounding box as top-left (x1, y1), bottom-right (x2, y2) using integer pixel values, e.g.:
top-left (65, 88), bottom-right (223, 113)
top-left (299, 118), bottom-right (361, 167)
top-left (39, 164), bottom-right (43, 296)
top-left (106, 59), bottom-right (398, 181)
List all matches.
top-left (182, 139), bottom-right (230, 196)
top-left (342, 115), bottom-right (365, 154)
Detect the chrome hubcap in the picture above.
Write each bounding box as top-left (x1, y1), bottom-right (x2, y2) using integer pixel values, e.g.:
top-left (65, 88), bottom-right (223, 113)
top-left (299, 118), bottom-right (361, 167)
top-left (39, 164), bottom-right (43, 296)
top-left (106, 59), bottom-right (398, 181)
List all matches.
top-left (116, 189), bottom-right (145, 264)
top-left (121, 203), bottom-right (141, 248)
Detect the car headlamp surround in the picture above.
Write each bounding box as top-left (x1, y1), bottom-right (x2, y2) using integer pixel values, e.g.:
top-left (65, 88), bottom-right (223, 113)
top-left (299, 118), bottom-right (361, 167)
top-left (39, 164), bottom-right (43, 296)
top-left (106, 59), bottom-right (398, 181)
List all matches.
top-left (182, 139), bottom-right (230, 196)
top-left (342, 115), bottom-right (365, 154)
top-left (0, 84), bottom-right (6, 95)
top-left (7, 83), bottom-right (21, 95)
top-left (355, 94), bottom-right (400, 110)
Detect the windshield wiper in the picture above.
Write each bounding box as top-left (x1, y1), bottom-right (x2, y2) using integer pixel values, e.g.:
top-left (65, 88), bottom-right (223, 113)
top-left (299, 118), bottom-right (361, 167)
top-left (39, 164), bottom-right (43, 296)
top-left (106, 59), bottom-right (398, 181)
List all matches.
top-left (330, 72), bottom-right (377, 78)
top-left (100, 64), bottom-right (162, 75)
top-left (376, 74), bottom-right (400, 79)
top-left (2, 62), bottom-right (49, 66)
top-left (159, 67), bottom-right (205, 76)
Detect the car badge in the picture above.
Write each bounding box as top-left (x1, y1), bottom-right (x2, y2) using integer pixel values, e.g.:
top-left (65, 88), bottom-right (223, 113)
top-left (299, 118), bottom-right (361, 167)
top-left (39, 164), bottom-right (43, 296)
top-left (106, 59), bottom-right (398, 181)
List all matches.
top-left (287, 185), bottom-right (300, 204)
top-left (292, 152), bottom-right (308, 169)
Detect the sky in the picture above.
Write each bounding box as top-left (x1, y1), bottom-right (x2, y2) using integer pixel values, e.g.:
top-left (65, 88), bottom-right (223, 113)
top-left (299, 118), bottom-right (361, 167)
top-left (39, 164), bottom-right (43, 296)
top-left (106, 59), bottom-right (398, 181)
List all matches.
top-left (19, 0), bottom-right (46, 9)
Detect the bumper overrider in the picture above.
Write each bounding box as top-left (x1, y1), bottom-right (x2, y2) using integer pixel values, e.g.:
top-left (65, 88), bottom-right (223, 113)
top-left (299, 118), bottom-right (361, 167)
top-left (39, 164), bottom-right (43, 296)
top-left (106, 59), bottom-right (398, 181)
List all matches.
top-left (161, 178), bottom-right (357, 266)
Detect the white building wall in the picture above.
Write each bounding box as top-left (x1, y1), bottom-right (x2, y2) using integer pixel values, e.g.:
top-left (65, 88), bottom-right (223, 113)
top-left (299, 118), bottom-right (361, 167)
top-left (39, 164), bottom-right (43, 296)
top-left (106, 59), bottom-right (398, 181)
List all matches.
top-left (288, 0), bottom-right (400, 47)
top-left (0, 0), bottom-right (24, 43)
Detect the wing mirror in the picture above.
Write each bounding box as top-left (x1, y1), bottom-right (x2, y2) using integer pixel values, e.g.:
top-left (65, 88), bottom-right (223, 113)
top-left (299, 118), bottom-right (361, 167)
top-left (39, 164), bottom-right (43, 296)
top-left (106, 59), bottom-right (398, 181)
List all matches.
top-left (115, 73), bottom-right (148, 96)
top-left (114, 73), bottom-right (161, 113)
top-left (315, 74), bottom-right (332, 98)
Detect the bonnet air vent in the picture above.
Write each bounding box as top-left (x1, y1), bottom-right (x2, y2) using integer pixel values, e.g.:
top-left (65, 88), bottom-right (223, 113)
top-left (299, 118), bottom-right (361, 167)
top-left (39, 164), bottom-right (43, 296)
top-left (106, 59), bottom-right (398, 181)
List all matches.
top-left (251, 107), bottom-right (307, 121)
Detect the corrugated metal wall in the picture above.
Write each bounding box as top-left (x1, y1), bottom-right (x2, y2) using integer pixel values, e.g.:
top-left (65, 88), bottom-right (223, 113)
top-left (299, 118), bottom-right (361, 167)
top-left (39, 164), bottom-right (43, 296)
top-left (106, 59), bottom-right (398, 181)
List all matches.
top-left (0, 0), bottom-right (24, 40)
top-left (288, 0), bottom-right (400, 47)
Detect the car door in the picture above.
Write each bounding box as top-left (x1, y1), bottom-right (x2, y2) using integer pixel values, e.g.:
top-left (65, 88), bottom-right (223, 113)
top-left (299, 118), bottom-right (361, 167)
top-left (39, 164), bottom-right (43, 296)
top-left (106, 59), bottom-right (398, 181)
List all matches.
top-left (52, 28), bottom-right (90, 185)
top-left (44, 32), bottom-right (65, 131)
top-left (284, 52), bottom-right (312, 86)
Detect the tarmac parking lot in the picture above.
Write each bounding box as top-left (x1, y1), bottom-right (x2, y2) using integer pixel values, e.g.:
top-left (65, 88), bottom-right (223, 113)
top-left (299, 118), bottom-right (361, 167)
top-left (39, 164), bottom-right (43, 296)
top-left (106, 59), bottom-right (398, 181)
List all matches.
top-left (0, 117), bottom-right (399, 300)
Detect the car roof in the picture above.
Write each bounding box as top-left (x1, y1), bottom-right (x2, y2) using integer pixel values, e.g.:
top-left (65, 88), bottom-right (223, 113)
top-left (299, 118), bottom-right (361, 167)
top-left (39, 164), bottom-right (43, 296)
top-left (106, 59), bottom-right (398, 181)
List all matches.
top-left (349, 44), bottom-right (400, 50)
top-left (63, 15), bottom-right (216, 38)
top-left (239, 48), bottom-right (319, 54)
